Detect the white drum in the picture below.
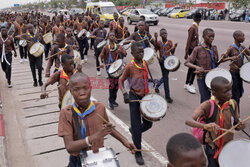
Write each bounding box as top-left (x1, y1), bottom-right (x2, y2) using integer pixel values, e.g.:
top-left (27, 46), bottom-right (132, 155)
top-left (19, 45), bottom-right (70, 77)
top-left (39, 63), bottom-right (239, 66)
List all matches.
top-left (143, 48), bottom-right (157, 65)
top-left (219, 139), bottom-right (250, 167)
top-left (73, 50), bottom-right (81, 64)
top-left (140, 94), bottom-right (167, 122)
top-left (164, 55), bottom-right (180, 72)
top-left (97, 40), bottom-right (107, 49)
top-left (29, 42), bottom-right (45, 58)
top-left (61, 90), bottom-right (74, 109)
top-left (78, 29), bottom-right (87, 38)
top-left (205, 68), bottom-right (232, 89)
top-left (80, 147), bottom-right (120, 167)
top-left (240, 62), bottom-right (250, 83)
top-left (108, 59), bottom-right (125, 78)
top-left (43, 32), bottom-right (53, 44)
top-left (19, 40), bottom-right (27, 47)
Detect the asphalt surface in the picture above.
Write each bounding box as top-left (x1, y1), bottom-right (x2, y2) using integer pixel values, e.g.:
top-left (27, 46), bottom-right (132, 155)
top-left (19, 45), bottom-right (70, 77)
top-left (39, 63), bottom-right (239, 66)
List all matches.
top-left (0, 15), bottom-right (250, 166)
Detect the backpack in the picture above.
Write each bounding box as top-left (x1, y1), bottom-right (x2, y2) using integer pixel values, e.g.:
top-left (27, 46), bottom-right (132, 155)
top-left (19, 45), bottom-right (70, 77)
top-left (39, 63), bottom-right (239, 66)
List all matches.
top-left (193, 99), bottom-right (238, 144)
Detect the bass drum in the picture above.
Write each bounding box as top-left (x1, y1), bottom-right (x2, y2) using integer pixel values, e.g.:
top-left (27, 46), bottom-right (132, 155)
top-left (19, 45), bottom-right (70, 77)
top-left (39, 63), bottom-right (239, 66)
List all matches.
top-left (219, 139), bottom-right (250, 167)
top-left (61, 90), bottom-right (74, 109)
top-left (143, 48), bottom-right (157, 65)
top-left (29, 42), bottom-right (45, 58)
top-left (108, 59), bottom-right (125, 78)
top-left (205, 68), bottom-right (232, 89)
top-left (240, 62), bottom-right (250, 83)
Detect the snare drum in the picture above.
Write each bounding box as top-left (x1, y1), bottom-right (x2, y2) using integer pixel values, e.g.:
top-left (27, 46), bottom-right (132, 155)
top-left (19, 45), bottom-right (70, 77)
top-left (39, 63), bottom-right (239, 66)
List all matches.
top-left (219, 139), bottom-right (250, 167)
top-left (73, 50), bottom-right (81, 64)
top-left (240, 62), bottom-right (250, 83)
top-left (143, 48), bottom-right (157, 65)
top-left (80, 147), bottom-right (120, 167)
top-left (19, 40), bottom-right (27, 47)
top-left (164, 55), bottom-right (180, 72)
top-left (78, 29), bottom-right (87, 38)
top-left (97, 40), bottom-right (107, 49)
top-left (43, 32), bottom-right (53, 44)
top-left (61, 90), bottom-right (74, 109)
top-left (29, 42), bottom-right (45, 58)
top-left (205, 68), bottom-right (232, 89)
top-left (140, 94), bottom-right (167, 122)
top-left (108, 59), bottom-right (125, 78)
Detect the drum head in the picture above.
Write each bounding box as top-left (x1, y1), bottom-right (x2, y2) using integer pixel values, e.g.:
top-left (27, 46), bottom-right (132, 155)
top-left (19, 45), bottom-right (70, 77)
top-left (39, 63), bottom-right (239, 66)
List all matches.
top-left (240, 62), bottom-right (250, 83)
top-left (61, 90), bottom-right (74, 109)
top-left (164, 55), bottom-right (180, 71)
top-left (140, 94), bottom-right (167, 121)
top-left (97, 40), bottom-right (107, 48)
top-left (219, 139), bottom-right (250, 167)
top-left (30, 43), bottom-right (40, 54)
top-left (73, 50), bottom-right (81, 64)
top-left (108, 59), bottom-right (123, 74)
top-left (205, 68), bottom-right (232, 89)
top-left (78, 29), bottom-right (86, 38)
top-left (143, 48), bottom-right (154, 62)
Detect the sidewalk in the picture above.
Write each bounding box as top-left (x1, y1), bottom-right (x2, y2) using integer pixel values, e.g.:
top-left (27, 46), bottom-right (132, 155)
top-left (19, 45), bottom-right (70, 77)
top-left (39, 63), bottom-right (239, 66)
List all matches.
top-left (0, 56), bottom-right (166, 166)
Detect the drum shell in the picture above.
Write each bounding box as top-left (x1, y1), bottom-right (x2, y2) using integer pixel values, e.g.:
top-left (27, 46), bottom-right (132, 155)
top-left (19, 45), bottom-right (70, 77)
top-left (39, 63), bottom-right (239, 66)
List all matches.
top-left (43, 32), bottom-right (52, 44)
top-left (240, 62), bottom-right (250, 83)
top-left (164, 56), bottom-right (181, 72)
top-left (29, 42), bottom-right (45, 58)
top-left (61, 90), bottom-right (74, 109)
top-left (140, 110), bottom-right (166, 122)
top-left (108, 60), bottom-right (125, 78)
top-left (97, 40), bottom-right (107, 49)
top-left (143, 48), bottom-right (157, 65)
top-left (19, 40), bottom-right (27, 47)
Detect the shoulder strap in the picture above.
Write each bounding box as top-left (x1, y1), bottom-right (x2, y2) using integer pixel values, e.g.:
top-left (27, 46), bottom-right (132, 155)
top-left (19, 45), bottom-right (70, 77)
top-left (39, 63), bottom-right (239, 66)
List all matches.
top-left (229, 100), bottom-right (238, 125)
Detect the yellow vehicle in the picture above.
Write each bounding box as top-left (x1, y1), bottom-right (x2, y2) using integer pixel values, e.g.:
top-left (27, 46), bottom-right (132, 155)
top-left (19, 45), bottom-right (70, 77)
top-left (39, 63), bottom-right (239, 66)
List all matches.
top-left (122, 9), bottom-right (131, 16)
top-left (170, 9), bottom-right (190, 18)
top-left (86, 2), bottom-right (120, 26)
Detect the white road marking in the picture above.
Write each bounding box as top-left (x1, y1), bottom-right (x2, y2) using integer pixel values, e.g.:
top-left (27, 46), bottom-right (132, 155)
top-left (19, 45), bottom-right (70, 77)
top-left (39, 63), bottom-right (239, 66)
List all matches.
top-left (91, 96), bottom-right (169, 166)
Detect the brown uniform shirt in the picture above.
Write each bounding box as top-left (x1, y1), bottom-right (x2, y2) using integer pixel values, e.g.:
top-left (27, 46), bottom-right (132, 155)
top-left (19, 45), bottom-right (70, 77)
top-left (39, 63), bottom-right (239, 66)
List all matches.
top-left (114, 24), bottom-right (130, 40)
top-left (186, 44), bottom-right (218, 78)
top-left (185, 24), bottom-right (199, 54)
top-left (0, 36), bottom-right (15, 54)
top-left (91, 28), bottom-right (107, 45)
top-left (128, 31), bottom-right (152, 48)
top-left (100, 44), bottom-right (127, 64)
top-left (194, 99), bottom-right (239, 149)
top-left (120, 62), bottom-right (149, 97)
top-left (89, 22), bottom-right (99, 32)
top-left (40, 23), bottom-right (52, 35)
top-left (52, 25), bottom-right (65, 37)
top-left (21, 33), bottom-right (42, 49)
top-left (58, 101), bottom-right (109, 156)
top-left (109, 20), bottom-right (118, 32)
top-left (224, 45), bottom-right (250, 72)
top-left (74, 21), bottom-right (88, 33)
top-left (155, 40), bottom-right (173, 60)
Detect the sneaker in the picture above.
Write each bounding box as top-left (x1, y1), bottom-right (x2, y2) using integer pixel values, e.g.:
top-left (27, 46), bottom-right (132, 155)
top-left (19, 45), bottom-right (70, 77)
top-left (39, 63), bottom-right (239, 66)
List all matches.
top-left (166, 97), bottom-right (173, 104)
top-left (39, 81), bottom-right (43, 86)
top-left (109, 101), bottom-right (114, 110)
top-left (7, 81), bottom-right (12, 88)
top-left (135, 152), bottom-right (144, 165)
top-left (24, 58), bottom-right (28, 62)
top-left (184, 84), bottom-right (188, 90)
top-left (113, 102), bottom-right (119, 107)
top-left (187, 85), bottom-right (196, 94)
top-left (33, 82), bottom-right (38, 87)
top-left (189, 85), bottom-right (196, 93)
top-left (97, 71), bottom-right (101, 76)
top-left (20, 59), bottom-right (24, 63)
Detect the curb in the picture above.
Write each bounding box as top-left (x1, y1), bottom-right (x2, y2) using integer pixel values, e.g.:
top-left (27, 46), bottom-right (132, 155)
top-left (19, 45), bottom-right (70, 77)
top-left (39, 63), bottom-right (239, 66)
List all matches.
top-left (0, 96), bottom-right (8, 167)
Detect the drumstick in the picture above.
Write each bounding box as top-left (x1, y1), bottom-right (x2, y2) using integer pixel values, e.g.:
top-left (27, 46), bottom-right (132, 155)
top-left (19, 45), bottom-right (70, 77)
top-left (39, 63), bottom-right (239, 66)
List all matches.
top-left (130, 99), bottom-right (152, 102)
top-left (133, 149), bottom-right (155, 152)
top-left (151, 83), bottom-right (157, 97)
top-left (194, 70), bottom-right (211, 74)
top-left (213, 116), bottom-right (250, 143)
top-left (203, 124), bottom-right (235, 134)
top-left (230, 44), bottom-right (250, 64)
top-left (37, 86), bottom-right (60, 101)
top-left (217, 54), bottom-right (226, 64)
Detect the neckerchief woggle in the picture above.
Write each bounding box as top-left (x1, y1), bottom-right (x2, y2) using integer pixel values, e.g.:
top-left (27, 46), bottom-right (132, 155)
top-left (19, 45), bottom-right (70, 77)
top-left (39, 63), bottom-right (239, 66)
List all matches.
top-left (232, 43), bottom-right (244, 65)
top-left (160, 39), bottom-right (169, 60)
top-left (204, 45), bottom-right (216, 69)
top-left (72, 101), bottom-right (95, 139)
top-left (137, 31), bottom-right (147, 48)
top-left (0, 36), bottom-right (11, 66)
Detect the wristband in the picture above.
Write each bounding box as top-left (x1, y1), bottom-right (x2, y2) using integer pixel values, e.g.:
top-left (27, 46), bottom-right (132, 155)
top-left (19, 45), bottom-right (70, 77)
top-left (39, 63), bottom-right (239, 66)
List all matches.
top-left (85, 136), bottom-right (92, 147)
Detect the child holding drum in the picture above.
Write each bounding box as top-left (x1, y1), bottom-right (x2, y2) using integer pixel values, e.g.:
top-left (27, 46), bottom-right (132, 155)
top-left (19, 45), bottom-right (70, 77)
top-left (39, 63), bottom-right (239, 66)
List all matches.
top-left (185, 76), bottom-right (245, 167)
top-left (154, 28), bottom-right (177, 103)
top-left (220, 30), bottom-right (250, 112)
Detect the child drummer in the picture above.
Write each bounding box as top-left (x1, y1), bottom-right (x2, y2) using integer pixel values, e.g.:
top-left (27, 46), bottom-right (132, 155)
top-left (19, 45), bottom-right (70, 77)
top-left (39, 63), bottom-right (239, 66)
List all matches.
top-left (154, 28), bottom-right (177, 103)
top-left (185, 28), bottom-right (219, 103)
top-left (220, 30), bottom-right (250, 111)
top-left (58, 72), bottom-right (136, 166)
top-left (120, 42), bottom-right (157, 165)
top-left (185, 76), bottom-right (245, 167)
top-left (114, 17), bottom-right (130, 44)
top-left (99, 31), bottom-right (127, 110)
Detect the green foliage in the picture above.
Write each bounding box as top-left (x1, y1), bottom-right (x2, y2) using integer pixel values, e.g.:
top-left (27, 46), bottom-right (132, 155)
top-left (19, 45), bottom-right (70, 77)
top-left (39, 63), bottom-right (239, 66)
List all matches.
top-left (232, 0), bottom-right (250, 9)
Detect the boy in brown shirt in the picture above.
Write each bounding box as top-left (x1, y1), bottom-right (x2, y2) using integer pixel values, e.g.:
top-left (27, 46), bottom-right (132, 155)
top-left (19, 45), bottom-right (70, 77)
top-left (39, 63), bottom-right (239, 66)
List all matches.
top-left (185, 76), bottom-right (245, 167)
top-left (185, 28), bottom-right (219, 103)
top-left (52, 18), bottom-right (65, 42)
top-left (58, 72), bottom-right (136, 166)
top-left (114, 17), bottom-right (130, 43)
top-left (0, 28), bottom-right (17, 88)
top-left (99, 32), bottom-right (127, 110)
top-left (109, 12), bottom-right (119, 32)
top-left (220, 30), bottom-right (250, 111)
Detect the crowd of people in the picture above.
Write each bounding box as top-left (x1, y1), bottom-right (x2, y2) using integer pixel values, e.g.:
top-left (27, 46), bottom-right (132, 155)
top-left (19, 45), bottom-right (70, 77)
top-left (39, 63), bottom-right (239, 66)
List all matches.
top-left (0, 10), bottom-right (249, 167)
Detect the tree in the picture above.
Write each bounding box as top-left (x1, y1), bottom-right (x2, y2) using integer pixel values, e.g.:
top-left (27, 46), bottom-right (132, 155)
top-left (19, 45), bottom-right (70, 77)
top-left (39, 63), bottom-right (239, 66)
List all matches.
top-left (232, 0), bottom-right (250, 9)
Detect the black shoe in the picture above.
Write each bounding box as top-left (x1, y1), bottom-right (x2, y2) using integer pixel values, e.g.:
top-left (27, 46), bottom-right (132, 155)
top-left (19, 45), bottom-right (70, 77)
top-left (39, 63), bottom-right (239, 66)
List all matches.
top-left (33, 82), bottom-right (38, 87)
top-left (39, 81), bottom-right (43, 86)
top-left (109, 101), bottom-right (114, 110)
top-left (135, 152), bottom-right (144, 165)
top-left (166, 97), bottom-right (173, 104)
top-left (155, 88), bottom-right (160, 94)
top-left (113, 102), bottom-right (119, 107)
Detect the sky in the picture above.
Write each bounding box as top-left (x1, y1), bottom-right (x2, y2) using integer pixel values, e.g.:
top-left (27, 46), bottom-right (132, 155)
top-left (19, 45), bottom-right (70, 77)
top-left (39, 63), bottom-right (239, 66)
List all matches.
top-left (0, 0), bottom-right (51, 9)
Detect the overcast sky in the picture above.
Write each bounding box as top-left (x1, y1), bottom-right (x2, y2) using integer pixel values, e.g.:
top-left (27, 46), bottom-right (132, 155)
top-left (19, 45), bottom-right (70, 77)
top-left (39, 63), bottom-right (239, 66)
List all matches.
top-left (0, 0), bottom-right (51, 9)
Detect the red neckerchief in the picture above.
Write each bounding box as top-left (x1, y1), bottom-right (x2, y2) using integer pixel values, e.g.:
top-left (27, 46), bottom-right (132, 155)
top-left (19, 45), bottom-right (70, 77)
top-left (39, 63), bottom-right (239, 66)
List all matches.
top-left (131, 58), bottom-right (149, 94)
top-left (211, 99), bottom-right (230, 159)
top-left (60, 69), bottom-right (75, 81)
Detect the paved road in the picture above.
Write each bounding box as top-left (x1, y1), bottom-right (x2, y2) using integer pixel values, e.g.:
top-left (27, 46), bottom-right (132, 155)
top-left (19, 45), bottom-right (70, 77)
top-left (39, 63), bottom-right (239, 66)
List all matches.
top-left (1, 16), bottom-right (249, 166)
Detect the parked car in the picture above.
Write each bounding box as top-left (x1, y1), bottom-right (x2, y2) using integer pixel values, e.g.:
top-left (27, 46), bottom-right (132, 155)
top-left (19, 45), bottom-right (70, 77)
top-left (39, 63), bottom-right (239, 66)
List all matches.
top-left (230, 9), bottom-right (246, 21)
top-left (167, 7), bottom-right (182, 17)
top-left (127, 9), bottom-right (159, 25)
top-left (170, 9), bottom-right (190, 18)
top-left (69, 8), bottom-right (84, 15)
top-left (122, 9), bottom-right (131, 16)
top-left (158, 8), bottom-right (169, 16)
top-left (185, 8), bottom-right (207, 19)
top-left (153, 8), bottom-right (162, 15)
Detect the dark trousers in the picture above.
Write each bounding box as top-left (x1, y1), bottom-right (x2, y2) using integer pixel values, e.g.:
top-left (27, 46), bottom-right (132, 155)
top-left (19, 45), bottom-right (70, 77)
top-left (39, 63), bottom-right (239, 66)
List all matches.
top-left (156, 63), bottom-right (170, 99)
top-left (44, 43), bottom-right (51, 59)
top-left (94, 44), bottom-right (103, 71)
top-left (205, 144), bottom-right (219, 167)
top-left (197, 78), bottom-right (211, 103)
top-left (28, 53), bottom-right (42, 82)
top-left (185, 48), bottom-right (196, 85)
top-left (108, 77), bottom-right (119, 104)
top-left (19, 45), bottom-right (28, 59)
top-left (129, 92), bottom-right (153, 149)
top-left (77, 37), bottom-right (89, 59)
top-left (231, 71), bottom-right (243, 111)
top-left (0, 52), bottom-right (12, 83)
top-left (90, 38), bottom-right (94, 49)
top-left (68, 155), bottom-right (80, 167)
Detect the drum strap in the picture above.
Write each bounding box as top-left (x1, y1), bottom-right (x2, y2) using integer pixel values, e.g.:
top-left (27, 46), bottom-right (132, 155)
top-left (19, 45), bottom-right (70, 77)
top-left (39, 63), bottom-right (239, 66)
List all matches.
top-left (0, 36), bottom-right (11, 66)
top-left (232, 43), bottom-right (244, 65)
top-left (204, 46), bottom-right (216, 69)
